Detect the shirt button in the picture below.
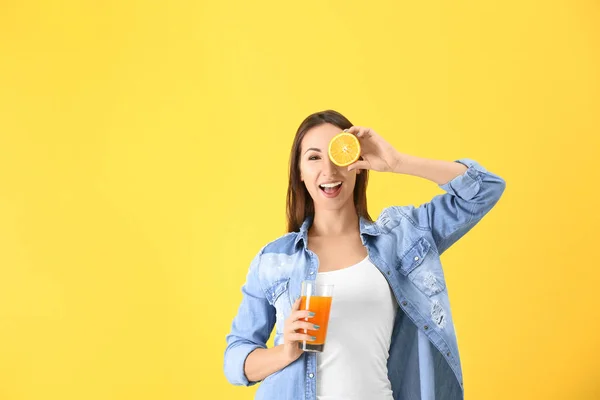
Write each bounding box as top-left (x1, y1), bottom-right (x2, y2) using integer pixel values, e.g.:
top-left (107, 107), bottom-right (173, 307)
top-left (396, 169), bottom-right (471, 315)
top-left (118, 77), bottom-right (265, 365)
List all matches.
top-left (414, 256), bottom-right (420, 261)
top-left (309, 271), bottom-right (314, 275)
top-left (309, 373), bottom-right (314, 378)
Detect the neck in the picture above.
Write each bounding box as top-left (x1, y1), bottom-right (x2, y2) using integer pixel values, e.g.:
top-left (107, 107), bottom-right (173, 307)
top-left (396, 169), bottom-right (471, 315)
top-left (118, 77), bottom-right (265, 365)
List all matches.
top-left (309, 202), bottom-right (360, 237)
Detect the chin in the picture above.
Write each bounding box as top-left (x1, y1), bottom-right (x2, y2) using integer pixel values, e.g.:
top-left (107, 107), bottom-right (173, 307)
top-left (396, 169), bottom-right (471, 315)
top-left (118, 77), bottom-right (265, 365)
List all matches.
top-left (315, 196), bottom-right (354, 211)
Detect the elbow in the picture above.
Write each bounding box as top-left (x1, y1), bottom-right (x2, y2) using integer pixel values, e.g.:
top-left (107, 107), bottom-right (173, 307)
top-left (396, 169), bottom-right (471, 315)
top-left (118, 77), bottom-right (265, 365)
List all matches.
top-left (471, 175), bottom-right (506, 216)
top-left (223, 357), bottom-right (237, 386)
top-left (480, 172), bottom-right (506, 202)
top-left (481, 175), bottom-right (506, 214)
top-left (494, 176), bottom-right (507, 200)
top-left (223, 351), bottom-right (246, 386)
top-left (223, 343), bottom-right (256, 387)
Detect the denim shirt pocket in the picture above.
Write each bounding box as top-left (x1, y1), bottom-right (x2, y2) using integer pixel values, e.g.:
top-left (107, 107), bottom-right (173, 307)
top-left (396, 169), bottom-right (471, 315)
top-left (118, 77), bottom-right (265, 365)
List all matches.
top-left (266, 278), bottom-right (292, 335)
top-left (398, 237), bottom-right (431, 275)
top-left (267, 278), bottom-right (290, 305)
top-left (397, 237), bottom-right (446, 297)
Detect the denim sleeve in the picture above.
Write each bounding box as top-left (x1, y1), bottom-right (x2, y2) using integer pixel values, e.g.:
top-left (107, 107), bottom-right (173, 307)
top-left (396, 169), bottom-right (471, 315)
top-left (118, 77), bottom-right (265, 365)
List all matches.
top-left (224, 250), bottom-right (276, 386)
top-left (392, 158), bottom-right (506, 255)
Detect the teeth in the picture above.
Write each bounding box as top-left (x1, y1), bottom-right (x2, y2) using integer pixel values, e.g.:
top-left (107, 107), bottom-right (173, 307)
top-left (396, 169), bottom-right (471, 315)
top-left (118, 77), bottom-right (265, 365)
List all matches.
top-left (320, 182), bottom-right (342, 188)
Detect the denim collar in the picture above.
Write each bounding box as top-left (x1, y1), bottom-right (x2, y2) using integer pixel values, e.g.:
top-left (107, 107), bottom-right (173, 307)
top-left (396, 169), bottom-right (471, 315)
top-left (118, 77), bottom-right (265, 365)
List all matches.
top-left (293, 214), bottom-right (381, 249)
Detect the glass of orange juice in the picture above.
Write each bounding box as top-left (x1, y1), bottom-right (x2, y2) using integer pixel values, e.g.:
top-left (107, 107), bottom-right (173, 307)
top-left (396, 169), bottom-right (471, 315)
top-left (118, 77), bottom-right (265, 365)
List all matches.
top-left (297, 280), bottom-right (334, 352)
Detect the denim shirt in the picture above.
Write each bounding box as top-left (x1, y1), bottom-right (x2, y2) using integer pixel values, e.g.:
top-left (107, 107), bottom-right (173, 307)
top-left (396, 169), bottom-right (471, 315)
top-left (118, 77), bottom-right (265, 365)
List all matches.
top-left (224, 159), bottom-right (506, 400)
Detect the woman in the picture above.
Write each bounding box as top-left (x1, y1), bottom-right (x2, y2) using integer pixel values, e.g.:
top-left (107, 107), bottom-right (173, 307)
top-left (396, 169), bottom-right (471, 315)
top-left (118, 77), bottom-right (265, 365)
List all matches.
top-left (224, 110), bottom-right (505, 400)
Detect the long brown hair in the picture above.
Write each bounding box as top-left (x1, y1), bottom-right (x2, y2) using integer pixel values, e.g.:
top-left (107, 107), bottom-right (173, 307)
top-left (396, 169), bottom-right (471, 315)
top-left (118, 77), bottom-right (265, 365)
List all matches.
top-left (286, 110), bottom-right (372, 233)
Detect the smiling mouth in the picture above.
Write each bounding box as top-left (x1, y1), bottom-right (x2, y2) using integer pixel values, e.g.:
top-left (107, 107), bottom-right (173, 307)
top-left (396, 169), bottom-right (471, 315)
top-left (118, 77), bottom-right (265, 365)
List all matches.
top-left (319, 181), bottom-right (343, 197)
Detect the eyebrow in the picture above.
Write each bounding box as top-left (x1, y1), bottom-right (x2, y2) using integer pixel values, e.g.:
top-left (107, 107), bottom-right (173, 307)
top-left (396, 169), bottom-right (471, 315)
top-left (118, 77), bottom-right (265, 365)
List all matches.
top-left (303, 147), bottom-right (321, 155)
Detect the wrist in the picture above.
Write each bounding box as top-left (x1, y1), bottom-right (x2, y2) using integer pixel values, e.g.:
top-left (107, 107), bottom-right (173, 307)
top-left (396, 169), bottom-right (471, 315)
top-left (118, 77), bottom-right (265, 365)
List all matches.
top-left (391, 152), bottom-right (411, 174)
top-left (392, 153), bottom-right (428, 176)
top-left (279, 344), bottom-right (300, 364)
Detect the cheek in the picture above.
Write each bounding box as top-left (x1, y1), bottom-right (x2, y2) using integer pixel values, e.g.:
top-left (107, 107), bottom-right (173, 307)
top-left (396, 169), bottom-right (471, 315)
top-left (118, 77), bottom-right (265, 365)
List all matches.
top-left (343, 176), bottom-right (358, 195)
top-left (304, 182), bottom-right (317, 196)
top-left (300, 163), bottom-right (316, 180)
top-left (343, 172), bottom-right (358, 186)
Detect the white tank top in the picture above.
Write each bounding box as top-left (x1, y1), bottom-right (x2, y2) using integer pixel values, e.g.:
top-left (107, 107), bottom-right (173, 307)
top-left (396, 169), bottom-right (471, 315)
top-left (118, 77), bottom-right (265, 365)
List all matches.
top-left (315, 256), bottom-right (398, 400)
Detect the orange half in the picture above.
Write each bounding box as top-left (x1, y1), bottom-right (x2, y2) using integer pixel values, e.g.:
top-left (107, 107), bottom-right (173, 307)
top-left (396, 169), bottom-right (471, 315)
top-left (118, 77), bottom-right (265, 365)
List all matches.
top-left (328, 132), bottom-right (361, 167)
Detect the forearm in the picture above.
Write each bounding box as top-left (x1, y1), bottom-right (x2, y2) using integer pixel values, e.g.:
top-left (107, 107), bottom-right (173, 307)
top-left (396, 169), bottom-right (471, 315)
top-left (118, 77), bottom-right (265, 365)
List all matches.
top-left (393, 153), bottom-right (468, 185)
top-left (244, 344), bottom-right (296, 383)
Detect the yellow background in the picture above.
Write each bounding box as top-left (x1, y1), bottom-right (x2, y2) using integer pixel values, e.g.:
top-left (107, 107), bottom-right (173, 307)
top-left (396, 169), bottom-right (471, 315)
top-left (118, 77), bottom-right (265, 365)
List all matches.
top-left (1, 1), bottom-right (599, 399)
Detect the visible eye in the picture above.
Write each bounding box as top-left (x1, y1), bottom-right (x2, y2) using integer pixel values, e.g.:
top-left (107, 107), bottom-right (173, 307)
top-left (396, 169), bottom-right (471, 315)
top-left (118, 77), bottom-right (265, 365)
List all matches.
top-left (308, 155), bottom-right (320, 161)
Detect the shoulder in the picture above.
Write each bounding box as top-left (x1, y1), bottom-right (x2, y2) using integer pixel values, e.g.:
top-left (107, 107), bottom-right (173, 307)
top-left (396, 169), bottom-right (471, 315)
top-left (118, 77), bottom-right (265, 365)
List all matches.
top-left (251, 232), bottom-right (301, 291)
top-left (250, 231), bottom-right (301, 268)
top-left (374, 205), bottom-right (431, 233)
top-left (262, 232), bottom-right (299, 255)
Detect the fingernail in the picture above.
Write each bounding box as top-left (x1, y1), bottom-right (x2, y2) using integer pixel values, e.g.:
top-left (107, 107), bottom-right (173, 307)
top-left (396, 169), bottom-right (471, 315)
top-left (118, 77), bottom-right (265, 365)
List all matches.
top-left (313, 324), bottom-right (320, 329)
top-left (308, 312), bottom-right (316, 317)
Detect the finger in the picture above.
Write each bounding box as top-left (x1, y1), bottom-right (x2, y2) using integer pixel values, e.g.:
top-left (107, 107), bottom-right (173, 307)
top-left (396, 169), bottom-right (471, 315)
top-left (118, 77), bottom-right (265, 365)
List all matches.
top-left (344, 126), bottom-right (361, 136)
top-left (345, 126), bottom-right (373, 138)
top-left (291, 297), bottom-right (301, 311)
top-left (355, 127), bottom-right (374, 139)
top-left (291, 310), bottom-right (315, 321)
top-left (288, 333), bottom-right (317, 343)
top-left (348, 160), bottom-right (370, 172)
top-left (359, 127), bottom-right (373, 138)
top-left (292, 320), bottom-right (320, 332)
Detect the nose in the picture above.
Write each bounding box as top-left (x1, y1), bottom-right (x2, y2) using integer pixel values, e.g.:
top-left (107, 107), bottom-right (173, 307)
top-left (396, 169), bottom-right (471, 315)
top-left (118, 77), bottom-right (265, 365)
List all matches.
top-left (322, 157), bottom-right (339, 176)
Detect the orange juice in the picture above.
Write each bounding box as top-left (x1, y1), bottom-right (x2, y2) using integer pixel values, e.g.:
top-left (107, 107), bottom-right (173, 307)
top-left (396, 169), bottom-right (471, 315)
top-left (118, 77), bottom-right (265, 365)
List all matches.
top-left (297, 295), bottom-right (332, 347)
